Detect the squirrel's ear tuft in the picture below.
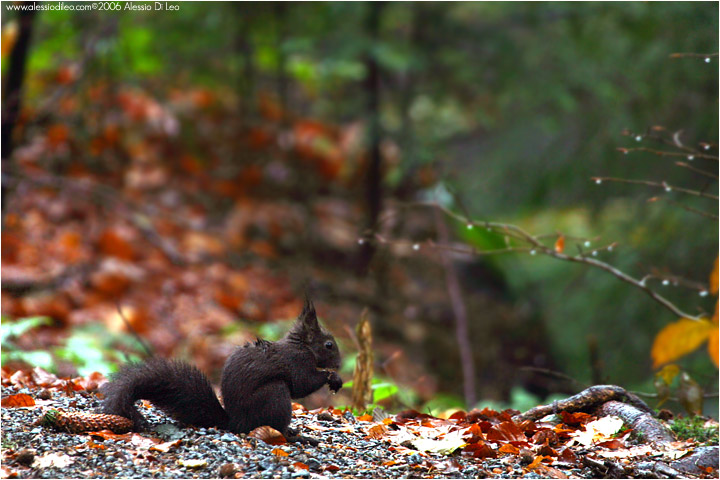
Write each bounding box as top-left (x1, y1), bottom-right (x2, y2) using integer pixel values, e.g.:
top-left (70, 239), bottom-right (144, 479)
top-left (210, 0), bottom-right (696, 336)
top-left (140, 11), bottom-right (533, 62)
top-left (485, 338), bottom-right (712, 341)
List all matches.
top-left (299, 295), bottom-right (319, 329)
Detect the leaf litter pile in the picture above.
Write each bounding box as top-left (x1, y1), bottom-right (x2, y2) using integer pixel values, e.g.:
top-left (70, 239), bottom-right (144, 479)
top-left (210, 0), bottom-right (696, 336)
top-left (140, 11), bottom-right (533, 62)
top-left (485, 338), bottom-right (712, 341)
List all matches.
top-left (3, 368), bottom-right (718, 479)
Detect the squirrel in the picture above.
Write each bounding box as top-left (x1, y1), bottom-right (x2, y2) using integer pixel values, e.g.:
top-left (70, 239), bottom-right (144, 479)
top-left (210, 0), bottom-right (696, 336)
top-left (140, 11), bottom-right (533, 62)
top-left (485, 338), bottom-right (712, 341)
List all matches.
top-left (100, 297), bottom-right (342, 444)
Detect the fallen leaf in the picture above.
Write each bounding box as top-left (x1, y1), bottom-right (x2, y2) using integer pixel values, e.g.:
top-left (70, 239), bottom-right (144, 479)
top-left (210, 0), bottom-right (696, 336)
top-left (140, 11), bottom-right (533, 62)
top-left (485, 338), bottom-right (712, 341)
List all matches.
top-left (498, 443), bottom-right (520, 454)
top-left (570, 416), bottom-right (624, 447)
top-left (178, 458), bottom-right (207, 469)
top-left (33, 453), bottom-right (74, 469)
top-left (249, 426), bottom-right (286, 445)
top-left (150, 439), bottom-right (181, 453)
top-left (463, 442), bottom-right (497, 459)
top-left (271, 448), bottom-right (289, 457)
top-left (412, 429), bottom-right (466, 455)
top-left (533, 465), bottom-right (568, 479)
top-left (597, 438), bottom-right (624, 450)
top-left (559, 411), bottom-right (592, 426)
top-left (525, 455), bottom-right (550, 470)
top-left (365, 423), bottom-right (387, 440)
top-left (1, 393), bottom-right (35, 407)
top-left (486, 421), bottom-right (527, 443)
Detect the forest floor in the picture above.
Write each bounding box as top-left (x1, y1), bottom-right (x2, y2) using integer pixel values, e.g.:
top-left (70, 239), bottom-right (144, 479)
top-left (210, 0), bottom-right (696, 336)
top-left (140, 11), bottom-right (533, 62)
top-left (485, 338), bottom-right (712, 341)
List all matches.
top-left (2, 370), bottom-right (718, 479)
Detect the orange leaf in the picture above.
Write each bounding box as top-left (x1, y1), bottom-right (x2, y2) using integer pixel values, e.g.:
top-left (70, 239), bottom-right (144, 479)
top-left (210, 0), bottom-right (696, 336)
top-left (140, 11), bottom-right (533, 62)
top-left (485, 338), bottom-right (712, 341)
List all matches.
top-left (554, 236), bottom-right (565, 254)
top-left (271, 448), bottom-right (289, 457)
top-left (526, 455), bottom-right (548, 470)
top-left (708, 326), bottom-right (718, 368)
top-left (1, 393), bottom-right (35, 407)
top-left (498, 443), bottom-right (520, 454)
top-left (651, 318), bottom-right (714, 369)
top-left (710, 256), bottom-right (719, 295)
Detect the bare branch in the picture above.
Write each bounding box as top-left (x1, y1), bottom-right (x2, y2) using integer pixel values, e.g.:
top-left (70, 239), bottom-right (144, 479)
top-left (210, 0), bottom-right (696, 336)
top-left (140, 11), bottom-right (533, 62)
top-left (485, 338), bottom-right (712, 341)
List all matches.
top-left (374, 202), bottom-right (706, 322)
top-left (674, 161), bottom-right (719, 180)
top-left (592, 176), bottom-right (719, 200)
top-left (648, 196), bottom-right (719, 220)
top-left (669, 52), bottom-right (719, 59)
top-left (617, 147), bottom-right (718, 162)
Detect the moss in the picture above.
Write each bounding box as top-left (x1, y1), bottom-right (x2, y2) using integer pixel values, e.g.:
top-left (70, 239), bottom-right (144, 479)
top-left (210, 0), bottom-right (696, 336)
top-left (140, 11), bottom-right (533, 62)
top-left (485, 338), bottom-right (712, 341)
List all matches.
top-left (670, 416), bottom-right (719, 445)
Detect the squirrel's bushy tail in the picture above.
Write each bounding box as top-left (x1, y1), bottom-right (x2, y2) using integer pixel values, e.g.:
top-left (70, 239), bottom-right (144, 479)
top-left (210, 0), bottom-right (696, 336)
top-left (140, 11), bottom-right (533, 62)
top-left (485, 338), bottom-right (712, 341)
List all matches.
top-left (101, 358), bottom-right (229, 430)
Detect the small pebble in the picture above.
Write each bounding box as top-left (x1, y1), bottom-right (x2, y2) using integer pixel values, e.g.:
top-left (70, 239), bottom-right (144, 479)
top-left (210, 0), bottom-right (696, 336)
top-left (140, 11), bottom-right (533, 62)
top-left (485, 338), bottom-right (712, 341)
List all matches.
top-left (342, 411), bottom-right (356, 424)
top-left (218, 463), bottom-right (239, 478)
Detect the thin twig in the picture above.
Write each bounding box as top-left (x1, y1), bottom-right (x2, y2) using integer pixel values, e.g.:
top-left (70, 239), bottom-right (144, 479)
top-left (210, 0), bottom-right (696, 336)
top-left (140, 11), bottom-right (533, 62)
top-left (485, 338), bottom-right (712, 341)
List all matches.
top-left (648, 197), bottom-right (719, 220)
top-left (115, 302), bottom-right (154, 358)
top-left (433, 209), bottom-right (476, 407)
top-left (376, 202), bottom-right (706, 322)
top-left (617, 147), bottom-right (718, 161)
top-left (669, 52), bottom-right (719, 58)
top-left (674, 161), bottom-right (719, 180)
top-left (592, 176), bottom-right (719, 200)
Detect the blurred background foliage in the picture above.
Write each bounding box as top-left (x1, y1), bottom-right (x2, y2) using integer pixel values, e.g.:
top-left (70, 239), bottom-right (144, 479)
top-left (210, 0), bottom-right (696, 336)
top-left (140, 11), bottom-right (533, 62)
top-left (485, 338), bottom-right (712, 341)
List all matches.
top-left (1, 2), bottom-right (717, 416)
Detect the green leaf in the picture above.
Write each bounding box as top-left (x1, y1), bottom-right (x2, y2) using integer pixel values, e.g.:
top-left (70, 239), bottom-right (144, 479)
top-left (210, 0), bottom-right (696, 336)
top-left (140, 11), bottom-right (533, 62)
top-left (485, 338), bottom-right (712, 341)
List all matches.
top-left (2, 350), bottom-right (55, 371)
top-left (372, 382), bottom-right (398, 402)
top-left (1, 316), bottom-right (52, 346)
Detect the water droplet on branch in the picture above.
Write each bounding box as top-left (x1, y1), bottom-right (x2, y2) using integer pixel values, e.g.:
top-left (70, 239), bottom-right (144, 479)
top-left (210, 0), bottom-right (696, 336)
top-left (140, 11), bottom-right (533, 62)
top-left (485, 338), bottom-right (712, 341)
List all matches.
top-left (584, 241), bottom-right (591, 248)
top-left (662, 280), bottom-right (669, 286)
top-left (699, 290), bottom-right (709, 297)
top-left (595, 179), bottom-right (602, 185)
top-left (705, 57), bottom-right (711, 63)
top-left (635, 135), bottom-right (642, 142)
top-left (412, 243), bottom-right (420, 251)
top-left (466, 223), bottom-right (473, 230)
top-left (687, 155), bottom-right (694, 161)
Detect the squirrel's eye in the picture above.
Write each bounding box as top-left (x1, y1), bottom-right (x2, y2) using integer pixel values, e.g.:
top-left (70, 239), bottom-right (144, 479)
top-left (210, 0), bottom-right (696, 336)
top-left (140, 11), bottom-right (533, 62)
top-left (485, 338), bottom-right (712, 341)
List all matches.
top-left (324, 341), bottom-right (334, 350)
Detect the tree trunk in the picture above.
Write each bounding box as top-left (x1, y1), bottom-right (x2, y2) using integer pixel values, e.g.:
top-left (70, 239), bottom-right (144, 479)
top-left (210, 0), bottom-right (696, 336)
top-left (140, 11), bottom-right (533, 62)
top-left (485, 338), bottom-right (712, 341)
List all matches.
top-left (2, 2), bottom-right (38, 217)
top-left (357, 1), bottom-right (385, 273)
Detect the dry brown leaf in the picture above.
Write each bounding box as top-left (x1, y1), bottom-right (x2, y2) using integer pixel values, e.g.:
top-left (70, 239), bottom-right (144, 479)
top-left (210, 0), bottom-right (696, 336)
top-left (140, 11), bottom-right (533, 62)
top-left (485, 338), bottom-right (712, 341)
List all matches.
top-left (249, 426), bottom-right (286, 445)
top-left (365, 423), bottom-right (387, 440)
top-left (486, 421), bottom-right (527, 444)
top-left (1, 393), bottom-right (35, 407)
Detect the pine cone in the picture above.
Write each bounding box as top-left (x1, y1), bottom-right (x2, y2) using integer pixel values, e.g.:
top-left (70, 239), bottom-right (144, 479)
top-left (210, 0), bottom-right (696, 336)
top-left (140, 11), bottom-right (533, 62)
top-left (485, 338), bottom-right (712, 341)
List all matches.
top-left (39, 409), bottom-right (134, 434)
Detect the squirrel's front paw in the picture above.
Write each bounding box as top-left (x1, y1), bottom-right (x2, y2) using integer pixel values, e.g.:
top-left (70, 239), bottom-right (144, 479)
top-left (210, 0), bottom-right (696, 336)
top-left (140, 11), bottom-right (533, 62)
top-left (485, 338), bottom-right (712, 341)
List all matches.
top-left (327, 372), bottom-right (343, 393)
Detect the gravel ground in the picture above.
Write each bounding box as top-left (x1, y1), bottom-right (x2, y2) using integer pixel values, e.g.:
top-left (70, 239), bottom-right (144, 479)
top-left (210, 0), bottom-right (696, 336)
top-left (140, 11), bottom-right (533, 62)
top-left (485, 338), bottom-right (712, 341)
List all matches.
top-left (0, 384), bottom-right (599, 479)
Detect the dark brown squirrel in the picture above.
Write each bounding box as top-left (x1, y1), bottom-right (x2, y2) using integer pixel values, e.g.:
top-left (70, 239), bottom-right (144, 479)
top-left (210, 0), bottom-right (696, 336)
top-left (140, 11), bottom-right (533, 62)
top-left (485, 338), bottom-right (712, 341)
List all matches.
top-left (101, 297), bottom-right (342, 444)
